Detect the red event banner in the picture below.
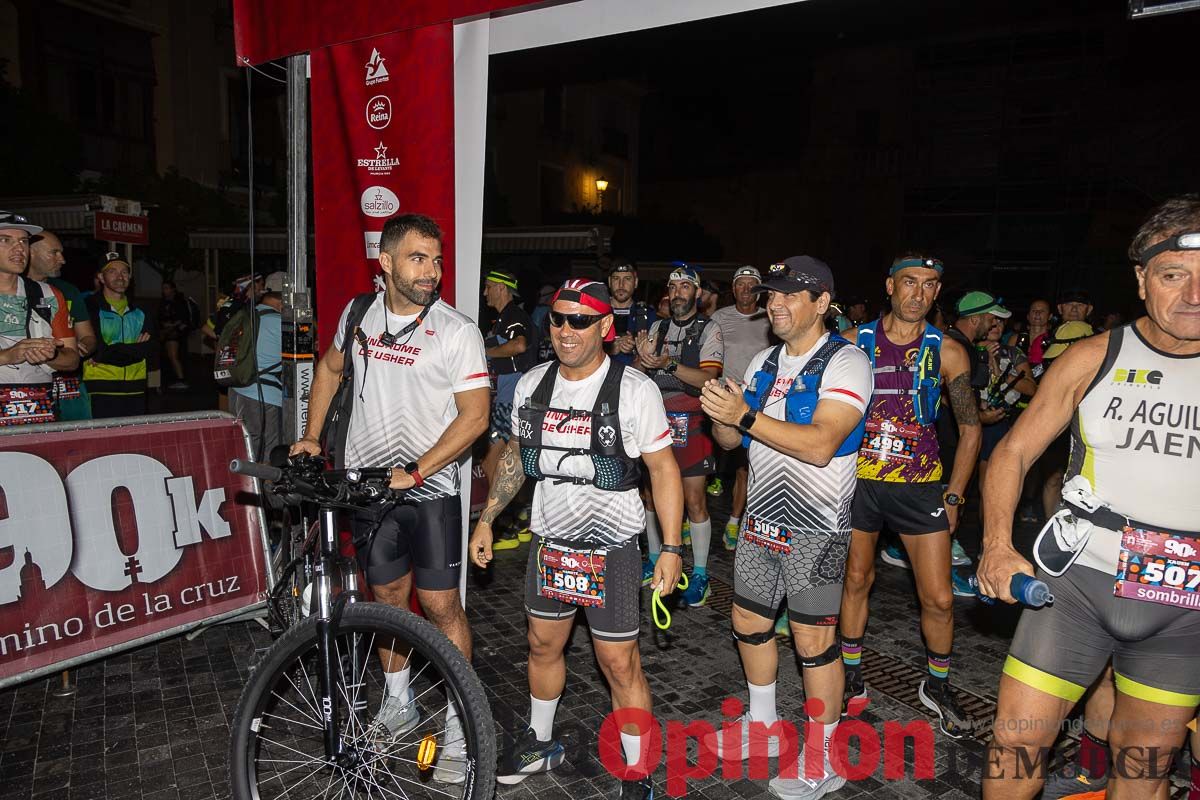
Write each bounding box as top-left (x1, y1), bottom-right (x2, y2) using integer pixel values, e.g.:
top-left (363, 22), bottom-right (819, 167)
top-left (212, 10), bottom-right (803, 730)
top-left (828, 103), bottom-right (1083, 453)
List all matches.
top-left (94, 211), bottom-right (149, 245)
top-left (233, 0), bottom-right (531, 66)
top-left (0, 416), bottom-right (270, 687)
top-left (310, 25), bottom-right (456, 352)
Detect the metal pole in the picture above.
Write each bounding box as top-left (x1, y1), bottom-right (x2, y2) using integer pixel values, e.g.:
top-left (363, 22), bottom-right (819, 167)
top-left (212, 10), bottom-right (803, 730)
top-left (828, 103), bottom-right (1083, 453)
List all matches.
top-left (282, 54), bottom-right (314, 445)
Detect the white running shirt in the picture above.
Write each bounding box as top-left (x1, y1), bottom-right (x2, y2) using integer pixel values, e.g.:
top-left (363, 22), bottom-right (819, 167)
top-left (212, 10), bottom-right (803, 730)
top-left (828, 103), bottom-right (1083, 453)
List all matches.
top-left (511, 359), bottom-right (672, 545)
top-left (334, 295), bottom-right (489, 501)
top-left (743, 335), bottom-right (873, 534)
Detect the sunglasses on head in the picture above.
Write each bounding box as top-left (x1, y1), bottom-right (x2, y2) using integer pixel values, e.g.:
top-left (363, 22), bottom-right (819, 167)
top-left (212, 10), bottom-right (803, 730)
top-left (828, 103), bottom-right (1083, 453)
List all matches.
top-left (549, 311), bottom-right (605, 330)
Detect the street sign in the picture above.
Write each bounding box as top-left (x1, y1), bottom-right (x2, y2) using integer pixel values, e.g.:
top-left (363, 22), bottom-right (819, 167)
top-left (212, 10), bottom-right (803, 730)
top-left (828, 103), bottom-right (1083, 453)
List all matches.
top-left (94, 211), bottom-right (148, 245)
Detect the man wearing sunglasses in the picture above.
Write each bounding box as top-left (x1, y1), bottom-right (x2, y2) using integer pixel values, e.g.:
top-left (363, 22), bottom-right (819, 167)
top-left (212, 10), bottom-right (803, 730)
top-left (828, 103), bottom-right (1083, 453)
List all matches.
top-left (979, 195), bottom-right (1200, 800)
top-left (700, 256), bottom-right (872, 799)
top-left (469, 278), bottom-right (683, 800)
top-left (634, 263), bottom-right (724, 607)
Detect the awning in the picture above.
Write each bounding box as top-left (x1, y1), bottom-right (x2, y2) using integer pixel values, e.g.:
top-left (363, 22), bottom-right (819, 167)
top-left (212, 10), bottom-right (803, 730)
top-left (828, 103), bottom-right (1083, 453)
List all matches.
top-left (483, 226), bottom-right (612, 255)
top-left (188, 228), bottom-right (311, 254)
top-left (0, 195), bottom-right (144, 236)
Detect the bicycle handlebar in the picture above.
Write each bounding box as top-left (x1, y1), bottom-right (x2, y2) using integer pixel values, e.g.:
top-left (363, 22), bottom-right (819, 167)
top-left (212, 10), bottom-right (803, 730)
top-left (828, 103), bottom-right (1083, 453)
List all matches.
top-left (229, 455), bottom-right (398, 510)
top-left (230, 459), bottom-right (284, 482)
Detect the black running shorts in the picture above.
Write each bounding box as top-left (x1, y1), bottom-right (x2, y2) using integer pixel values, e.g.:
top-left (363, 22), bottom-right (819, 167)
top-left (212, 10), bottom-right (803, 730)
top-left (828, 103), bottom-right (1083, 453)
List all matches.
top-left (352, 495), bottom-right (463, 591)
top-left (524, 533), bottom-right (642, 642)
top-left (850, 479), bottom-right (948, 536)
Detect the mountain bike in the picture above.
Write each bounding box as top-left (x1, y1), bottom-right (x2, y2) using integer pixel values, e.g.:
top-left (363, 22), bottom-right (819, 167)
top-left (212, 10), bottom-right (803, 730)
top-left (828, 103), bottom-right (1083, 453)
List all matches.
top-left (227, 455), bottom-right (495, 799)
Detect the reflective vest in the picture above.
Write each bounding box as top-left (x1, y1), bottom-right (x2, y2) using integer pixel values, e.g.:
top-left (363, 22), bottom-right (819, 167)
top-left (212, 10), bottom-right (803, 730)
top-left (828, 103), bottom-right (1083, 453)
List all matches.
top-left (855, 320), bottom-right (942, 425)
top-left (516, 361), bottom-right (641, 491)
top-left (741, 337), bottom-right (866, 456)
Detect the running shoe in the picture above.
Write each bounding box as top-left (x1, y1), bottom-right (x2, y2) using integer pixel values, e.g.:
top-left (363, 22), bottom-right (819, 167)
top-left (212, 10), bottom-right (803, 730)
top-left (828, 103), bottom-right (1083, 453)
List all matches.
top-left (702, 712), bottom-right (784, 760)
top-left (775, 611), bottom-right (791, 638)
top-left (842, 675), bottom-right (868, 717)
top-left (492, 528), bottom-right (521, 551)
top-left (514, 506), bottom-right (533, 543)
top-left (1040, 762), bottom-right (1109, 800)
top-left (682, 520), bottom-right (691, 545)
top-left (768, 757), bottom-right (846, 800)
top-left (879, 542), bottom-right (910, 569)
top-left (681, 572), bottom-right (710, 607)
top-left (433, 716), bottom-right (467, 784)
top-left (1018, 504), bottom-right (1039, 523)
top-left (370, 690), bottom-right (420, 739)
top-left (641, 560), bottom-right (656, 587)
top-left (620, 776), bottom-right (655, 799)
top-left (951, 568), bottom-right (976, 598)
top-left (496, 726), bottom-right (566, 785)
top-left (723, 520), bottom-right (739, 550)
top-left (918, 679), bottom-right (975, 739)
top-left (951, 539), bottom-right (971, 566)
top-left (706, 477), bottom-right (724, 496)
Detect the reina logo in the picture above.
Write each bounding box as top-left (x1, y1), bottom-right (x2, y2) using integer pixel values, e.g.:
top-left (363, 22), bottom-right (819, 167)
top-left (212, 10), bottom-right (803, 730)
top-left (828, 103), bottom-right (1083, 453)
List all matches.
top-left (366, 95), bottom-right (392, 130)
top-left (364, 48), bottom-right (389, 86)
top-left (1113, 367), bottom-right (1163, 387)
top-left (361, 186), bottom-right (399, 218)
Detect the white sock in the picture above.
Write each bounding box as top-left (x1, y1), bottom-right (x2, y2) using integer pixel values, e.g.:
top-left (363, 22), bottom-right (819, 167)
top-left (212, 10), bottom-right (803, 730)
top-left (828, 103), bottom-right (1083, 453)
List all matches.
top-left (727, 515), bottom-right (741, 530)
top-left (620, 731), bottom-right (642, 767)
top-left (690, 518), bottom-right (712, 571)
top-left (820, 719), bottom-right (838, 768)
top-left (747, 680), bottom-right (778, 724)
top-left (645, 511), bottom-right (661, 557)
top-left (530, 694), bottom-right (559, 741)
top-left (384, 665), bottom-right (411, 700)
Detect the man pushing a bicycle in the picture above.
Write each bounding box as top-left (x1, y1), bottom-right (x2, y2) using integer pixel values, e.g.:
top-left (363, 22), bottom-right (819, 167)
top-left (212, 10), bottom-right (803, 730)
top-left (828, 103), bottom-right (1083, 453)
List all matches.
top-left (290, 213), bottom-right (490, 782)
top-left (469, 278), bottom-right (685, 800)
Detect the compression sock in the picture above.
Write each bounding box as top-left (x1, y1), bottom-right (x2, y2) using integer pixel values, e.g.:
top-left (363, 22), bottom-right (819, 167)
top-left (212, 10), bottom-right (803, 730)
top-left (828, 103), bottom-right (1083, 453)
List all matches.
top-left (1078, 728), bottom-right (1110, 778)
top-left (841, 636), bottom-right (863, 685)
top-left (727, 515), bottom-right (741, 531)
top-left (926, 649), bottom-right (951, 690)
top-left (747, 680), bottom-right (779, 724)
top-left (529, 694), bottom-right (560, 741)
top-left (645, 511), bottom-right (661, 558)
top-left (690, 517), bottom-right (712, 573)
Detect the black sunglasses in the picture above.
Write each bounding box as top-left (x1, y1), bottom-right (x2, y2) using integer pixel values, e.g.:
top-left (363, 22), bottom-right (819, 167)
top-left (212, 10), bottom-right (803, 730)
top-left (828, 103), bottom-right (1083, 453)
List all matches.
top-left (549, 311), bottom-right (605, 330)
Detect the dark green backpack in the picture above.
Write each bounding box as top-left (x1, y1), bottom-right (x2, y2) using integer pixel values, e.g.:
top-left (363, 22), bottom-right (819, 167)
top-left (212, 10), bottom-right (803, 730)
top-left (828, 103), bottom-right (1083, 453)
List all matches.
top-left (213, 305), bottom-right (281, 388)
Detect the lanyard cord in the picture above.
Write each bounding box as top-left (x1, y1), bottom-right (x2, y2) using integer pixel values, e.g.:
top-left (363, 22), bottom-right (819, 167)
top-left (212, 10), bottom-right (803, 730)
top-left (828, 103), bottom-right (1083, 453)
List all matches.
top-left (651, 572), bottom-right (690, 631)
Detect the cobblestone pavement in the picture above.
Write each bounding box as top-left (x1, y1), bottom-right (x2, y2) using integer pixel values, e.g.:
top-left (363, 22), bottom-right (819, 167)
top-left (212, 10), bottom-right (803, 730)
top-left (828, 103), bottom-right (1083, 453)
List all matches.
top-left (2, 499), bottom-right (1192, 799)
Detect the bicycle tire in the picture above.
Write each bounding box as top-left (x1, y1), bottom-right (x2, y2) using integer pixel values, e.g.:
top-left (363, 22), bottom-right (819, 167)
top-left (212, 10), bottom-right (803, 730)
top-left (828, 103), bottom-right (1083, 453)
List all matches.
top-left (229, 602), bottom-right (495, 800)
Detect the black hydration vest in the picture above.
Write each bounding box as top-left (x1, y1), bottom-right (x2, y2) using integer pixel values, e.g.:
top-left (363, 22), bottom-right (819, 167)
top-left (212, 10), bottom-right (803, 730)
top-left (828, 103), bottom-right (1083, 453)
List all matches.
top-left (653, 315), bottom-right (710, 397)
top-left (516, 361), bottom-right (641, 492)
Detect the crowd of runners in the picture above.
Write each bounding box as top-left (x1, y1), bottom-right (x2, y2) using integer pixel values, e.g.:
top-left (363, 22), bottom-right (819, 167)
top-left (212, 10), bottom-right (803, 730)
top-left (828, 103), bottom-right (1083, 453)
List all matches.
top-left (268, 195), bottom-right (1200, 800)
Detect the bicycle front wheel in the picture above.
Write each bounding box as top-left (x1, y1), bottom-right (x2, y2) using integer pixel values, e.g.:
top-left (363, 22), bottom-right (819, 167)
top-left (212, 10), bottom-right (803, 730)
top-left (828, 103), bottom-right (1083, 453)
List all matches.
top-left (229, 602), bottom-right (495, 800)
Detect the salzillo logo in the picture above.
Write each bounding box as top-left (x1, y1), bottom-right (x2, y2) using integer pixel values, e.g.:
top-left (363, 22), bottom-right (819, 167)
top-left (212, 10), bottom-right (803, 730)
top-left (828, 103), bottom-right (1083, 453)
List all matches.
top-left (364, 232), bottom-right (381, 261)
top-left (357, 142), bottom-right (401, 176)
top-left (366, 96), bottom-right (392, 130)
top-left (364, 48), bottom-right (389, 86)
top-left (360, 186), bottom-right (399, 218)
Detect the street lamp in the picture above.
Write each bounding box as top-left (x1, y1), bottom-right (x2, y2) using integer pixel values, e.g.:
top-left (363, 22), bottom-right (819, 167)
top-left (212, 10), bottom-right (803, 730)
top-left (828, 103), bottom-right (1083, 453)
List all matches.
top-left (595, 178), bottom-right (608, 212)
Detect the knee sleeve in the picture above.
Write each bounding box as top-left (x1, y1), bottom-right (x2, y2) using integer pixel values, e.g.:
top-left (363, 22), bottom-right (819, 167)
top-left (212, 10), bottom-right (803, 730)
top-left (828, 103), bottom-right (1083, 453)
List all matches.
top-left (799, 642), bottom-right (841, 669)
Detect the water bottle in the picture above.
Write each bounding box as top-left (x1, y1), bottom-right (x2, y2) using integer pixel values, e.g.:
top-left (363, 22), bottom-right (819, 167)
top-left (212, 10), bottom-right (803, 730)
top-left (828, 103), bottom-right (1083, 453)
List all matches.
top-left (970, 573), bottom-right (1054, 608)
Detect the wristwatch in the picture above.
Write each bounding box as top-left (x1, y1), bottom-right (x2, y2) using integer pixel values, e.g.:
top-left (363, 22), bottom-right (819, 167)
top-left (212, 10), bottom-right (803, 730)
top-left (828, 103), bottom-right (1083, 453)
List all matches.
top-left (943, 492), bottom-right (964, 507)
top-left (659, 544), bottom-right (684, 556)
top-left (404, 461), bottom-right (425, 488)
top-left (739, 409), bottom-right (758, 433)
top-left (663, 359), bottom-right (679, 375)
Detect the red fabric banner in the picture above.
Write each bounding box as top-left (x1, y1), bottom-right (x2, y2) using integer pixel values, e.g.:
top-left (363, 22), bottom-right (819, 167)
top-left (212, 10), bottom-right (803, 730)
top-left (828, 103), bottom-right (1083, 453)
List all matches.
top-left (310, 25), bottom-right (456, 352)
top-left (233, 0), bottom-right (531, 66)
top-left (0, 417), bottom-right (269, 686)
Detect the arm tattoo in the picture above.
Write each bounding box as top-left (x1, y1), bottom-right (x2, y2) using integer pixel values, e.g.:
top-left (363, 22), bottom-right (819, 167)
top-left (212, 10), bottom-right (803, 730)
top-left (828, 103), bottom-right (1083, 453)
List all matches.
top-left (479, 441), bottom-right (526, 525)
top-left (946, 373), bottom-right (980, 426)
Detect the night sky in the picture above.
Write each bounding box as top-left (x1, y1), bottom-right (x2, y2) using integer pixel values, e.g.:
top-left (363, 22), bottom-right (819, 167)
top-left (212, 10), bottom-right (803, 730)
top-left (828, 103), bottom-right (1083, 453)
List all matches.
top-left (487, 0), bottom-right (1200, 315)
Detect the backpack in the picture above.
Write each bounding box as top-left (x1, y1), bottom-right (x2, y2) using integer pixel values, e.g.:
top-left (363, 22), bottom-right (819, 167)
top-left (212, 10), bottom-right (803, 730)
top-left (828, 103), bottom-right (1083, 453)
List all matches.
top-left (213, 305), bottom-right (281, 389)
top-left (21, 277), bottom-right (54, 335)
top-left (184, 295), bottom-right (203, 331)
top-left (855, 320), bottom-right (943, 425)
